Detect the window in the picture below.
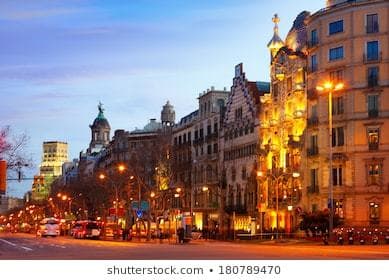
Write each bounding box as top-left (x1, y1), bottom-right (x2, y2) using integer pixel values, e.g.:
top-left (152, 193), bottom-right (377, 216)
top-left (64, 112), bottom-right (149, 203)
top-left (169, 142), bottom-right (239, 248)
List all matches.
top-left (231, 167), bottom-right (236, 181)
top-left (309, 168), bottom-right (319, 193)
top-left (309, 135), bottom-right (318, 155)
top-left (329, 20), bottom-right (343, 35)
top-left (369, 202), bottom-right (380, 224)
top-left (367, 128), bottom-right (379, 150)
top-left (213, 143), bottom-right (218, 154)
top-left (311, 55), bottom-right (318, 72)
top-left (366, 41), bottom-right (379, 61)
top-left (329, 69), bottom-right (343, 83)
top-left (366, 14), bottom-right (379, 33)
top-left (367, 162), bottom-right (382, 185)
top-left (199, 128), bottom-right (204, 139)
top-left (334, 199), bottom-right (344, 219)
top-left (332, 127), bottom-right (344, 147)
top-left (311, 104), bottom-right (318, 118)
top-left (207, 145), bottom-right (212, 155)
top-left (235, 107), bottom-right (243, 120)
top-left (213, 122), bottom-right (218, 133)
top-left (241, 166), bottom-right (246, 180)
top-left (311, 29), bottom-right (318, 46)
top-left (367, 94), bottom-right (379, 117)
top-left (332, 166), bottom-right (343, 186)
top-left (332, 96), bottom-right (344, 115)
top-left (207, 125), bottom-right (212, 135)
top-left (287, 77), bottom-right (292, 92)
top-left (367, 67), bottom-right (378, 87)
top-left (329, 46), bottom-right (344, 61)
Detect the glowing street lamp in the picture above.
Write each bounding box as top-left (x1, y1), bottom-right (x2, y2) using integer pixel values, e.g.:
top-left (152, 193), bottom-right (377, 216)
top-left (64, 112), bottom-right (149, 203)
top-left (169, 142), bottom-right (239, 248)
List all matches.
top-left (118, 164), bottom-right (126, 173)
top-left (316, 81), bottom-right (344, 239)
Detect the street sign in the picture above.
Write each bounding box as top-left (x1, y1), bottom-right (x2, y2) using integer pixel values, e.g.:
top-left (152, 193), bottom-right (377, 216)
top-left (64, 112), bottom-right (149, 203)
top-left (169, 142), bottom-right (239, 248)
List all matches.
top-left (131, 200), bottom-right (149, 211)
top-left (136, 210), bottom-right (143, 218)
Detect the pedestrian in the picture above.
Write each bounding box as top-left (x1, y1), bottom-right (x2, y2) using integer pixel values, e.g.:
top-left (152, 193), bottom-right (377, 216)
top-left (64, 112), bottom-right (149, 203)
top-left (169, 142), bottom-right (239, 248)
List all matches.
top-left (178, 227), bottom-right (185, 244)
top-left (122, 227), bottom-right (129, 241)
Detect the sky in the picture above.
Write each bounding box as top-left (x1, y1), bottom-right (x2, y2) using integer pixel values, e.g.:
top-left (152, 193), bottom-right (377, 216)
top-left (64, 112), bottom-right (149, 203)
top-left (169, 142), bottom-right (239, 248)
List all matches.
top-left (1, 0), bottom-right (324, 198)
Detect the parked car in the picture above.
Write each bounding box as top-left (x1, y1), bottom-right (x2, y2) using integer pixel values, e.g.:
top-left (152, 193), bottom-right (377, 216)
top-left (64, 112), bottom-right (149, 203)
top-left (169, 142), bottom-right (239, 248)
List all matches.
top-left (36, 218), bottom-right (60, 237)
top-left (72, 221), bottom-right (101, 239)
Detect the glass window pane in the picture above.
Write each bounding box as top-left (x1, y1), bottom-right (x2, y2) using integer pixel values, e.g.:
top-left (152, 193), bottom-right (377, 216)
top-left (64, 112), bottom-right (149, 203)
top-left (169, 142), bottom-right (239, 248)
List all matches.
top-left (367, 41), bottom-right (379, 60)
top-left (329, 20), bottom-right (343, 35)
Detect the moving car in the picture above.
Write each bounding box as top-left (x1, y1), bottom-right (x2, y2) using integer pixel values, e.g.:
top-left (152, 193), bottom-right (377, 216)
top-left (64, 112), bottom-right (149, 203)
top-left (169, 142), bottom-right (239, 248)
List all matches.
top-left (72, 221), bottom-right (101, 239)
top-left (36, 218), bottom-right (60, 237)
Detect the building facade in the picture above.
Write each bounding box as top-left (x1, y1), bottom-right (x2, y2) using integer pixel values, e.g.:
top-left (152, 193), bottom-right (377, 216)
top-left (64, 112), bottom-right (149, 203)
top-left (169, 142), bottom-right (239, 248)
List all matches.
top-left (305, 0), bottom-right (389, 227)
top-left (259, 13), bottom-right (308, 234)
top-left (32, 141), bottom-right (68, 200)
top-left (171, 110), bottom-right (198, 230)
top-left (221, 63), bottom-right (270, 237)
top-left (191, 87), bottom-right (229, 234)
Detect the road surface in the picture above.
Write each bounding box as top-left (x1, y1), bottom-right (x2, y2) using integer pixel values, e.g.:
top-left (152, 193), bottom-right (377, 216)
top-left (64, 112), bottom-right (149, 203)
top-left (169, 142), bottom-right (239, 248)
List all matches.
top-left (1, 232), bottom-right (388, 260)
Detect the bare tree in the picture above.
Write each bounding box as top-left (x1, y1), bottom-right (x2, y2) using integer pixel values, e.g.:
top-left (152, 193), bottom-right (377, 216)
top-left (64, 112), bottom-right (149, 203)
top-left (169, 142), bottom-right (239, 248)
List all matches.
top-left (0, 125), bottom-right (33, 179)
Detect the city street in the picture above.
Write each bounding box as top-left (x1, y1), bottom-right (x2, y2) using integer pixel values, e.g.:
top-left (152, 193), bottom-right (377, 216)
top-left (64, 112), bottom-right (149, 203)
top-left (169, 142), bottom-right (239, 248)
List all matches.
top-left (1, 233), bottom-right (388, 260)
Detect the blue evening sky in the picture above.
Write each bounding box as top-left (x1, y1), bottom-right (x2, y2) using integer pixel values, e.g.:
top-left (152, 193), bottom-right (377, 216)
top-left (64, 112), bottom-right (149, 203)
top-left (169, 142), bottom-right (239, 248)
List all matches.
top-left (1, 0), bottom-right (324, 197)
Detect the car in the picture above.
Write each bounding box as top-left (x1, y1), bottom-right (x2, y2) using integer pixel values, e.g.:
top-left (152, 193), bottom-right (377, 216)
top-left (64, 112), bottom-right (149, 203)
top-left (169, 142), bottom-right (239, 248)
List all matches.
top-left (36, 218), bottom-right (60, 237)
top-left (72, 221), bottom-right (101, 239)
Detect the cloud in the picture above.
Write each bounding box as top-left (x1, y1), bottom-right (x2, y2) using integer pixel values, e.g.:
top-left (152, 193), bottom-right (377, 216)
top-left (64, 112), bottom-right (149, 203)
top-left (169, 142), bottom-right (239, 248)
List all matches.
top-left (0, 63), bottom-right (177, 85)
top-left (31, 92), bottom-right (87, 100)
top-left (0, 7), bottom-right (81, 20)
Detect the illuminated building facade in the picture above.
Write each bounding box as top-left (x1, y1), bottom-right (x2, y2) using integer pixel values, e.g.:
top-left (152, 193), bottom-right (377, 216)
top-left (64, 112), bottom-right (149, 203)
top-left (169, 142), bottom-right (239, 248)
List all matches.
top-left (191, 87), bottom-right (229, 233)
top-left (259, 13), bottom-right (308, 233)
top-left (305, 0), bottom-right (389, 227)
top-left (221, 63), bottom-right (269, 237)
top-left (32, 141), bottom-right (68, 200)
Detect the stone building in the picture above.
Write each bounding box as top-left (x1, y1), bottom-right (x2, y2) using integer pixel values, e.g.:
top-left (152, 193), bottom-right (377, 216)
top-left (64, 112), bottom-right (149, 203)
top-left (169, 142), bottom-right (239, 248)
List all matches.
top-left (191, 87), bottom-right (229, 233)
top-left (171, 110), bottom-right (198, 229)
top-left (259, 13), bottom-right (308, 234)
top-left (304, 0), bottom-right (389, 227)
top-left (221, 63), bottom-right (269, 237)
top-left (32, 141), bottom-right (68, 200)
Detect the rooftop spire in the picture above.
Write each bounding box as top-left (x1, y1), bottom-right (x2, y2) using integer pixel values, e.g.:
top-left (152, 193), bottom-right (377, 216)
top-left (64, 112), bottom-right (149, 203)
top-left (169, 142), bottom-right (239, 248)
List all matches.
top-left (267, 13), bottom-right (284, 59)
top-left (272, 13), bottom-right (280, 34)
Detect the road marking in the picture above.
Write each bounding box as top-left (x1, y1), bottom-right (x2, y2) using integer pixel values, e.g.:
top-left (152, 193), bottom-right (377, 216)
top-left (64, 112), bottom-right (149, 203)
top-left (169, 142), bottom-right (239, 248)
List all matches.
top-left (0, 238), bottom-right (33, 251)
top-left (20, 246), bottom-right (33, 251)
top-left (0, 238), bottom-right (17, 246)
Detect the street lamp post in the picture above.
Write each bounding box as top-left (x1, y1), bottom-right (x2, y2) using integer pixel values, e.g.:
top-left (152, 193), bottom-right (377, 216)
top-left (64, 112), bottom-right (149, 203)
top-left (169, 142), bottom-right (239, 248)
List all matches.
top-left (316, 81), bottom-right (344, 240)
